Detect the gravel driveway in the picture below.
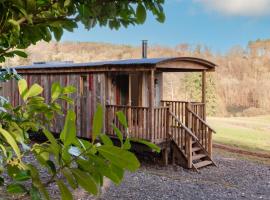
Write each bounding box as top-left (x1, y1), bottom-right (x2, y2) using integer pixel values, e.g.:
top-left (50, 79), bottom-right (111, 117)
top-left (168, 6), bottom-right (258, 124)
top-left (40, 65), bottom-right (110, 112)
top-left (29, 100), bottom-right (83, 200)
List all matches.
top-left (1, 151), bottom-right (269, 200)
top-left (96, 152), bottom-right (270, 200)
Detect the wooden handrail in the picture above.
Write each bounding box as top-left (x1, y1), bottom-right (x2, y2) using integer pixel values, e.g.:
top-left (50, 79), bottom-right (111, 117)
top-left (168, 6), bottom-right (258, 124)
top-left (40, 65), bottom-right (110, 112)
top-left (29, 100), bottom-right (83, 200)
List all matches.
top-left (106, 104), bottom-right (149, 109)
top-left (186, 107), bottom-right (216, 133)
top-left (161, 100), bottom-right (189, 103)
top-left (168, 111), bottom-right (199, 141)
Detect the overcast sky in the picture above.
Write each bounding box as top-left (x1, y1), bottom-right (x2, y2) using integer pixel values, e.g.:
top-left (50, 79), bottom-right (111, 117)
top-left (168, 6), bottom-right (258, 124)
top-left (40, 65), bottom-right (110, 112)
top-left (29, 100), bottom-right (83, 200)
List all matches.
top-left (62, 0), bottom-right (270, 53)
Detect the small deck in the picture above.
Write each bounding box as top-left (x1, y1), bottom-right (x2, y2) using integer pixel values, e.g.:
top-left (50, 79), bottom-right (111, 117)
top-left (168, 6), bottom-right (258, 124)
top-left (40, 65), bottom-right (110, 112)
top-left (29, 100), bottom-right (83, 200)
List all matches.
top-left (105, 100), bottom-right (216, 170)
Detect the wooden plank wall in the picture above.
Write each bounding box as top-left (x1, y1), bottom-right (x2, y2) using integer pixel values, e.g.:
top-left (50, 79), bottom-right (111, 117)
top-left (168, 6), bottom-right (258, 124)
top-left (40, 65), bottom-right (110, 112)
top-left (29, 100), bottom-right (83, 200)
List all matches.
top-left (0, 73), bottom-right (106, 139)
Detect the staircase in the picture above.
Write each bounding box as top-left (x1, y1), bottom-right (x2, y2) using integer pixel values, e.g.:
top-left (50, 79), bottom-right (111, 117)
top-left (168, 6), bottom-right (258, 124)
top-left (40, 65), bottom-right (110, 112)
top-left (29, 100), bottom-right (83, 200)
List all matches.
top-left (168, 110), bottom-right (216, 171)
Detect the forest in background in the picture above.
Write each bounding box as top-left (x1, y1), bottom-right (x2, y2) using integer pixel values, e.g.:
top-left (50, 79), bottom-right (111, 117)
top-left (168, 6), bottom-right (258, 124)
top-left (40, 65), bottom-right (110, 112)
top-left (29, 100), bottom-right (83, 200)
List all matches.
top-left (3, 39), bottom-right (270, 117)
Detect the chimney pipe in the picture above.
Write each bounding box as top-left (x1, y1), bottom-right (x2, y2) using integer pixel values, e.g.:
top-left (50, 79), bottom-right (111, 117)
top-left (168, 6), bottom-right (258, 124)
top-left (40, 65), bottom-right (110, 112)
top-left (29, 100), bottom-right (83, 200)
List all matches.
top-left (142, 40), bottom-right (148, 59)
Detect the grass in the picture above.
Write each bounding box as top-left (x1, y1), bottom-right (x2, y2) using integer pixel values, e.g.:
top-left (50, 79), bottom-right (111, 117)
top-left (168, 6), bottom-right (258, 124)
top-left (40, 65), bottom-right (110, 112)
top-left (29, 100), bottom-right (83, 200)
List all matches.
top-left (208, 115), bottom-right (270, 154)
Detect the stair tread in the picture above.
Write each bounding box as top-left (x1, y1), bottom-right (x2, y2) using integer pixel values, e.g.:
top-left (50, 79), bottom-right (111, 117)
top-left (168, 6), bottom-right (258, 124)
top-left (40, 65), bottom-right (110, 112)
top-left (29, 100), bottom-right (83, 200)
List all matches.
top-left (194, 160), bottom-right (213, 169)
top-left (192, 153), bottom-right (207, 160)
top-left (192, 147), bottom-right (202, 152)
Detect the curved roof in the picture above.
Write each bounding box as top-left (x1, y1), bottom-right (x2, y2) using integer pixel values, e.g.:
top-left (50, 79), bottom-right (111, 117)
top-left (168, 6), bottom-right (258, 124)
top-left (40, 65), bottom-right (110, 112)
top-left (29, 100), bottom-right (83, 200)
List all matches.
top-left (14, 57), bottom-right (217, 73)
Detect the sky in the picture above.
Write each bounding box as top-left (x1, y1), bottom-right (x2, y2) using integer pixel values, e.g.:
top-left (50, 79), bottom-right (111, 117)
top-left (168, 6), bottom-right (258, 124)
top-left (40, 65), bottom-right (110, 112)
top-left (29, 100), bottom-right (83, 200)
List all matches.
top-left (62, 0), bottom-right (270, 53)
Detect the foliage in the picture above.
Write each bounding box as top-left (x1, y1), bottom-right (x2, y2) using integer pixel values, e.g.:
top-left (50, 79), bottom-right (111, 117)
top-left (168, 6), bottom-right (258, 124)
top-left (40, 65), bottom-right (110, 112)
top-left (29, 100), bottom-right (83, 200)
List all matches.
top-left (0, 70), bottom-right (160, 199)
top-left (184, 72), bottom-right (217, 116)
top-left (0, 0), bottom-right (165, 63)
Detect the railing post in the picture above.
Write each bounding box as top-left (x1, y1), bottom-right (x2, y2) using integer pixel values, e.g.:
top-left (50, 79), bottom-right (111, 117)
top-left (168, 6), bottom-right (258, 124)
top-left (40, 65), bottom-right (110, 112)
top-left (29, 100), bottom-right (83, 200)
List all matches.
top-left (149, 70), bottom-right (155, 143)
top-left (166, 106), bottom-right (170, 141)
top-left (187, 135), bottom-right (193, 169)
top-left (208, 130), bottom-right (213, 158)
top-left (185, 102), bottom-right (191, 128)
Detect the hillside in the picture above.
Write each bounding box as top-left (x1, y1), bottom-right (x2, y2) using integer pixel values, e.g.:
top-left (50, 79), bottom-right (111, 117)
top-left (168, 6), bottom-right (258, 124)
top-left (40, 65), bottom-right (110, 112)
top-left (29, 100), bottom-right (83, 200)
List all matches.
top-left (3, 40), bottom-right (270, 117)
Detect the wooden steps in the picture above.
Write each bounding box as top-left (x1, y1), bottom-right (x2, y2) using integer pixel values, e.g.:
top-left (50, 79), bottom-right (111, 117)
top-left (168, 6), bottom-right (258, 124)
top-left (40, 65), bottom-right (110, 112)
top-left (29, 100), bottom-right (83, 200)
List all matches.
top-left (192, 146), bottom-right (201, 152)
top-left (193, 160), bottom-right (213, 169)
top-left (167, 108), bottom-right (216, 171)
top-left (192, 153), bottom-right (206, 160)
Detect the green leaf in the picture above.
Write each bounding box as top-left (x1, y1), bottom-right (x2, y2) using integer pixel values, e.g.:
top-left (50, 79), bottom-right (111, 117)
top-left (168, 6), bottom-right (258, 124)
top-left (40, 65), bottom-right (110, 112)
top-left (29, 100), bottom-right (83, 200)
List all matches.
top-left (92, 104), bottom-right (103, 142)
top-left (42, 129), bottom-right (59, 155)
top-left (136, 3), bottom-right (147, 24)
top-left (130, 139), bottom-right (160, 153)
top-left (62, 85), bottom-right (76, 94)
top-left (46, 160), bottom-right (56, 175)
top-left (28, 164), bottom-right (50, 200)
top-left (12, 50), bottom-right (28, 58)
top-left (18, 79), bottom-right (27, 96)
top-left (23, 84), bottom-right (43, 101)
top-left (52, 27), bottom-right (63, 41)
top-left (62, 168), bottom-right (77, 189)
top-left (56, 180), bottom-right (73, 200)
top-left (64, 0), bottom-right (71, 7)
top-left (51, 82), bottom-right (62, 102)
top-left (99, 134), bottom-right (113, 146)
top-left (88, 154), bottom-right (122, 185)
top-left (112, 124), bottom-right (123, 145)
top-left (98, 145), bottom-right (140, 172)
top-left (0, 177), bottom-right (4, 186)
top-left (7, 183), bottom-right (27, 193)
top-left (71, 169), bottom-right (98, 195)
top-left (30, 185), bottom-right (42, 200)
top-left (123, 138), bottom-right (131, 150)
top-left (0, 144), bottom-right (7, 157)
top-left (60, 110), bottom-right (76, 146)
top-left (116, 111), bottom-right (128, 128)
top-left (13, 170), bottom-right (31, 181)
top-left (0, 127), bottom-right (21, 157)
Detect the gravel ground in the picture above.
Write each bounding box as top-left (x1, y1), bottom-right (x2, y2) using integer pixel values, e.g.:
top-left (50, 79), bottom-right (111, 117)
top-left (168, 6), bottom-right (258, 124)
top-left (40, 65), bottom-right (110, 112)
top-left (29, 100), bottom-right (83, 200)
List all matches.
top-left (1, 151), bottom-right (269, 200)
top-left (97, 152), bottom-right (270, 200)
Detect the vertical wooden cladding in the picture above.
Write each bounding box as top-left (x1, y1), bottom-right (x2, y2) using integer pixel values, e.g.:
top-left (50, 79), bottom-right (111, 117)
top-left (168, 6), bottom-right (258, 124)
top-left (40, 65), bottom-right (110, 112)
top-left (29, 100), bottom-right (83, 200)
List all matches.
top-left (0, 73), bottom-right (105, 139)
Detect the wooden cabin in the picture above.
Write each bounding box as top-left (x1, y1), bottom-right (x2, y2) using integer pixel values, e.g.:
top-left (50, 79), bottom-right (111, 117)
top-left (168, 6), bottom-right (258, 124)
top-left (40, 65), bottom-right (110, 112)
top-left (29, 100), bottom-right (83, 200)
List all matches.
top-left (1, 56), bottom-right (217, 171)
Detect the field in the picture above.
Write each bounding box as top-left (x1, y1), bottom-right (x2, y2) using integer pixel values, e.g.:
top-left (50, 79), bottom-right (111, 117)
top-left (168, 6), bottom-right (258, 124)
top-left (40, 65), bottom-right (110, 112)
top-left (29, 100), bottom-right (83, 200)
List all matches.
top-left (208, 115), bottom-right (270, 154)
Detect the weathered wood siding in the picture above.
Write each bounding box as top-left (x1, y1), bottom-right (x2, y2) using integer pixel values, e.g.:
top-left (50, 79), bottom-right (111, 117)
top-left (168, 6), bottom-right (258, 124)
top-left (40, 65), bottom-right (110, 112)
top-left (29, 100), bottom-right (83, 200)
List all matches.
top-left (0, 73), bottom-right (106, 139)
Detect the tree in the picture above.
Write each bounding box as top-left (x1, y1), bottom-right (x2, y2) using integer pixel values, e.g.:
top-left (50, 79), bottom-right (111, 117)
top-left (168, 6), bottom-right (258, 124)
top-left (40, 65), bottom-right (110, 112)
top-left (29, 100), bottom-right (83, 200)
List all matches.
top-left (0, 0), bottom-right (165, 63)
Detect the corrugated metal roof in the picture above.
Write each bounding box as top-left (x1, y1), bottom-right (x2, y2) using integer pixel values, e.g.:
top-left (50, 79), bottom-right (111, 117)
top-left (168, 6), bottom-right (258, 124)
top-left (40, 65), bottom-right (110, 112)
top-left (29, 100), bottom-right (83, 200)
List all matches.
top-left (15, 58), bottom-right (169, 70)
top-left (13, 57), bottom-right (216, 70)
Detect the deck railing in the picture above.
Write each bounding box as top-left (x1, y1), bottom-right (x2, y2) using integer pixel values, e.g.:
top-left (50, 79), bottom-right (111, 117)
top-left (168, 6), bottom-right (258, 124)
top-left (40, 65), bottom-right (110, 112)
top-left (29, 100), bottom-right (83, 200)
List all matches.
top-left (190, 102), bottom-right (205, 120)
top-left (161, 100), bottom-right (206, 125)
top-left (153, 107), bottom-right (169, 143)
top-left (106, 105), bottom-right (150, 140)
top-left (161, 100), bottom-right (188, 124)
top-left (106, 105), bottom-right (169, 142)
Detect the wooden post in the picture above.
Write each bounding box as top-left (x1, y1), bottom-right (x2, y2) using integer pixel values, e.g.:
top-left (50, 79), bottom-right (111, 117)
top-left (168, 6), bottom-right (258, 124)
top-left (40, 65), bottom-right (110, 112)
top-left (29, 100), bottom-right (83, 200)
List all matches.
top-left (185, 102), bottom-right (191, 128)
top-left (202, 70), bottom-right (206, 120)
top-left (208, 130), bottom-right (213, 159)
top-left (149, 70), bottom-right (155, 143)
top-left (104, 73), bottom-right (109, 133)
top-left (187, 136), bottom-right (193, 169)
top-left (162, 148), bottom-right (169, 166)
top-left (128, 74), bottom-right (132, 134)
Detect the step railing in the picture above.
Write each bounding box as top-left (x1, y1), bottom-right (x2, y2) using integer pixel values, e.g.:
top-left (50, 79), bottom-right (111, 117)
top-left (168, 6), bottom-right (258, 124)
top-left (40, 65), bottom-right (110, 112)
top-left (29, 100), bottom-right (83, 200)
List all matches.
top-left (186, 106), bottom-right (216, 158)
top-left (168, 111), bottom-right (199, 168)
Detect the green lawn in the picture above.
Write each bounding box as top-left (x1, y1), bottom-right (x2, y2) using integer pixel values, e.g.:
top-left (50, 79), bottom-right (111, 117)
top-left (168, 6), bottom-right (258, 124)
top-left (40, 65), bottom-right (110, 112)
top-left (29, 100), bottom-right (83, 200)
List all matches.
top-left (208, 115), bottom-right (270, 154)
